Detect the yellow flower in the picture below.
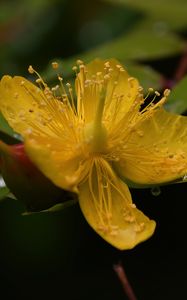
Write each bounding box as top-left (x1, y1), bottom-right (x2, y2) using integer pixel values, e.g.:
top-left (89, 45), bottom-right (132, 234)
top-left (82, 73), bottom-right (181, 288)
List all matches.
top-left (1, 59), bottom-right (187, 250)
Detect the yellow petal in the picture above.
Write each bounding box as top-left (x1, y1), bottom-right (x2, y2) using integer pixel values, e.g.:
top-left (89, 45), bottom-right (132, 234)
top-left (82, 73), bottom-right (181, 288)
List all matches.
top-left (76, 59), bottom-right (139, 126)
top-left (24, 134), bottom-right (89, 192)
top-left (0, 75), bottom-right (75, 138)
top-left (115, 108), bottom-right (187, 185)
top-left (78, 157), bottom-right (155, 250)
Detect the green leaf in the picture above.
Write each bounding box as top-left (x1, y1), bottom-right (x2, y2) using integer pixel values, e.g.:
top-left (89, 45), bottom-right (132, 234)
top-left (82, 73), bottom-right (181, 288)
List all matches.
top-left (103, 0), bottom-right (187, 30)
top-left (23, 199), bottom-right (78, 215)
top-left (0, 112), bottom-right (15, 136)
top-left (126, 63), bottom-right (161, 90)
top-left (85, 26), bottom-right (185, 61)
top-left (44, 27), bottom-right (184, 83)
top-left (165, 76), bottom-right (187, 114)
top-left (0, 112), bottom-right (22, 142)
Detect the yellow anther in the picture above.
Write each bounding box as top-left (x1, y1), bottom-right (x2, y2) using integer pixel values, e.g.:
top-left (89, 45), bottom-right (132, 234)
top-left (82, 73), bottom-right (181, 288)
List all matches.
top-left (28, 65), bottom-right (34, 74)
top-left (77, 59), bottom-right (84, 65)
top-left (164, 89), bottom-right (170, 97)
top-left (128, 77), bottom-right (135, 88)
top-left (138, 86), bottom-right (143, 92)
top-left (51, 85), bottom-right (59, 91)
top-left (51, 62), bottom-right (59, 69)
top-left (36, 78), bottom-right (42, 84)
top-left (104, 61), bottom-right (110, 68)
top-left (116, 64), bottom-right (122, 69)
top-left (79, 64), bottom-right (85, 70)
top-left (58, 76), bottom-right (63, 81)
top-left (72, 66), bottom-right (77, 71)
top-left (85, 79), bottom-right (91, 85)
top-left (130, 203), bottom-right (136, 208)
top-left (104, 74), bottom-right (110, 81)
top-left (134, 224), bottom-right (143, 233)
top-left (148, 87), bottom-right (154, 93)
top-left (155, 91), bottom-right (160, 96)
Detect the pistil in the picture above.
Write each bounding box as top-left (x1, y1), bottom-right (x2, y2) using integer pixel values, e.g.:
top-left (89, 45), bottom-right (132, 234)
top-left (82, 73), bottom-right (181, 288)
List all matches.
top-left (92, 87), bottom-right (107, 153)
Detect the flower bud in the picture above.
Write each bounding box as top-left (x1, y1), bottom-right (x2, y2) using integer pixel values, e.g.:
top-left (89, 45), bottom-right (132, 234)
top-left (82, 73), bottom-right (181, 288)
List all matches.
top-left (0, 141), bottom-right (75, 212)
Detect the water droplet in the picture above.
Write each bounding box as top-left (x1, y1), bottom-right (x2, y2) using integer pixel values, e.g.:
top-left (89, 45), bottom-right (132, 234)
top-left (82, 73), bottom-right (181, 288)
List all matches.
top-left (13, 133), bottom-right (23, 141)
top-left (0, 176), bottom-right (6, 188)
top-left (151, 186), bottom-right (161, 196)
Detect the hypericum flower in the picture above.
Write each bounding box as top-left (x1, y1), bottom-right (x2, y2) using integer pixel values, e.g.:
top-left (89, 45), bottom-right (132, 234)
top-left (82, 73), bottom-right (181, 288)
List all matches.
top-left (1, 59), bottom-right (187, 250)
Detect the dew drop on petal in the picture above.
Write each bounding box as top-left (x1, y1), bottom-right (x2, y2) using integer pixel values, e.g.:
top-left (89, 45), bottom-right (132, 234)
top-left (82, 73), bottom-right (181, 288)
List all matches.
top-left (0, 176), bottom-right (6, 188)
top-left (151, 186), bottom-right (161, 197)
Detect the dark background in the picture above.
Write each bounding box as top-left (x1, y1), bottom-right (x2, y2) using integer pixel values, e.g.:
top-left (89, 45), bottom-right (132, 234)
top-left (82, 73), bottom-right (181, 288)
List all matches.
top-left (0, 184), bottom-right (186, 300)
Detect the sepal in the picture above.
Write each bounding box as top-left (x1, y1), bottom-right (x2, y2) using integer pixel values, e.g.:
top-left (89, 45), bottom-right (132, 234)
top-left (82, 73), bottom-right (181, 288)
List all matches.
top-left (0, 141), bottom-right (75, 212)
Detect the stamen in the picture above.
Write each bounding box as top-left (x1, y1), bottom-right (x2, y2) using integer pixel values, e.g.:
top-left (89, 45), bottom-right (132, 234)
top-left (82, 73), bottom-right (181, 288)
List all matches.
top-left (58, 76), bottom-right (67, 99)
top-left (148, 87), bottom-right (154, 93)
top-left (164, 88), bottom-right (170, 97)
top-left (20, 80), bottom-right (25, 86)
top-left (66, 82), bottom-right (76, 113)
top-left (104, 61), bottom-right (110, 68)
top-left (51, 85), bottom-right (60, 97)
top-left (51, 62), bottom-right (59, 69)
top-left (96, 72), bottom-right (102, 77)
top-left (28, 65), bottom-right (34, 74)
top-left (116, 64), bottom-right (122, 69)
top-left (104, 74), bottom-right (110, 81)
top-left (76, 59), bottom-right (84, 65)
top-left (72, 66), bottom-right (77, 71)
top-left (36, 78), bottom-right (42, 84)
top-left (28, 65), bottom-right (47, 88)
top-left (155, 91), bottom-right (160, 96)
top-left (138, 86), bottom-right (143, 92)
top-left (72, 66), bottom-right (78, 76)
top-left (128, 77), bottom-right (135, 88)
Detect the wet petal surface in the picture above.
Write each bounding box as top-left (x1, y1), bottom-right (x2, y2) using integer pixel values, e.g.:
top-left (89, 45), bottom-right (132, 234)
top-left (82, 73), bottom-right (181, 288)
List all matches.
top-left (79, 157), bottom-right (156, 250)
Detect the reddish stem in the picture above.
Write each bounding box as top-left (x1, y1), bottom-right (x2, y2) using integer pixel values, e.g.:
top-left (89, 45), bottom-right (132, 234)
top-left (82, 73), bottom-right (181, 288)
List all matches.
top-left (161, 44), bottom-right (187, 89)
top-left (113, 262), bottom-right (137, 300)
top-left (174, 44), bottom-right (187, 82)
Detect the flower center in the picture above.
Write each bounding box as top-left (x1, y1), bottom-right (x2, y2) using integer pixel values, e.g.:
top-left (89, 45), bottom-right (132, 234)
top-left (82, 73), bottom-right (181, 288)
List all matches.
top-left (84, 121), bottom-right (107, 153)
top-left (84, 85), bottom-right (108, 153)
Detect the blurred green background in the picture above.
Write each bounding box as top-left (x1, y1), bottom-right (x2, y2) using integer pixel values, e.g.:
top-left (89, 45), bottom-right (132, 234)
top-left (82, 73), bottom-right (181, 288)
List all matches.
top-left (0, 0), bottom-right (187, 299)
